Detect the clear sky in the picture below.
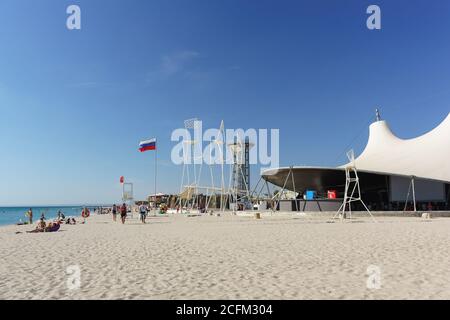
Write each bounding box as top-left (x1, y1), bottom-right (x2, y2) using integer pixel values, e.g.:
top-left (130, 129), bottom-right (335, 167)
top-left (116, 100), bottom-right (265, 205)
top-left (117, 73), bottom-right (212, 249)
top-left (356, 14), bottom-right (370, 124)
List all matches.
top-left (1, 0), bottom-right (449, 206)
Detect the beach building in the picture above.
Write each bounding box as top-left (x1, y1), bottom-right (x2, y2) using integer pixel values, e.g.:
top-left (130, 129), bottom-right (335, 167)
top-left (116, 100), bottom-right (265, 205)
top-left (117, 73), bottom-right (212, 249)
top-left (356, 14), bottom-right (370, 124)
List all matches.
top-left (262, 112), bottom-right (450, 212)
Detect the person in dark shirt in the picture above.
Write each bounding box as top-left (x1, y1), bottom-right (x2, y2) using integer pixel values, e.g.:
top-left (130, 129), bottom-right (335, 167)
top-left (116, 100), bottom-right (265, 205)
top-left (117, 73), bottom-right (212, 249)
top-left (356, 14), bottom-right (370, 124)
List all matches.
top-left (57, 210), bottom-right (65, 221)
top-left (120, 203), bottom-right (127, 224)
top-left (112, 204), bottom-right (118, 222)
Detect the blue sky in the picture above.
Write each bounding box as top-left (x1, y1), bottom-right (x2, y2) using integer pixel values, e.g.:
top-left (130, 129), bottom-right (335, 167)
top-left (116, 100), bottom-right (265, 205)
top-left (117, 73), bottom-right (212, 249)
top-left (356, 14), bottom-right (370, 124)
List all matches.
top-left (1, 0), bottom-right (449, 205)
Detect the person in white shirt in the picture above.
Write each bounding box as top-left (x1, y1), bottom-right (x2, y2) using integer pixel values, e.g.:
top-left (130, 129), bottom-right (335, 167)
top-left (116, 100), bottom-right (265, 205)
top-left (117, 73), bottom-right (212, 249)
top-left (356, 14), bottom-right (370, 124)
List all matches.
top-left (139, 204), bottom-right (147, 224)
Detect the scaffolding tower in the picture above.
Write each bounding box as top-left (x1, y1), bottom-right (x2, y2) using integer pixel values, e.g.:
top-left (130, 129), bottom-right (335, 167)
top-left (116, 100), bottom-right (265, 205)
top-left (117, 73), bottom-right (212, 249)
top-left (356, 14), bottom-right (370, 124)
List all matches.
top-left (228, 137), bottom-right (254, 210)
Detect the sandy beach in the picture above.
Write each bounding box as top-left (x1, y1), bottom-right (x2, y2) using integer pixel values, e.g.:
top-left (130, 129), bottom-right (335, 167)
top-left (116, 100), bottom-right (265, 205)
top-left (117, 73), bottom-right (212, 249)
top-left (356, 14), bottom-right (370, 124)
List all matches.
top-left (1, 212), bottom-right (450, 300)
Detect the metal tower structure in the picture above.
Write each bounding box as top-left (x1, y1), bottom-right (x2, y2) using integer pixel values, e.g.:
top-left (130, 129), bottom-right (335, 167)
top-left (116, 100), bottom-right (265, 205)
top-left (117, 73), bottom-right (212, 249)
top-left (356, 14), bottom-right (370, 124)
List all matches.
top-left (333, 150), bottom-right (375, 222)
top-left (177, 119), bottom-right (228, 213)
top-left (228, 137), bottom-right (254, 209)
top-left (178, 118), bottom-right (199, 211)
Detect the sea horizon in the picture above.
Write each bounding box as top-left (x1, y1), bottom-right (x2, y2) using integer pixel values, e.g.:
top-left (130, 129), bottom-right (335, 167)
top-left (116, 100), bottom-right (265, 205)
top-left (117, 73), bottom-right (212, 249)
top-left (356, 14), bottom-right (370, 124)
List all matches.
top-left (0, 204), bottom-right (114, 208)
top-left (0, 205), bottom-right (113, 226)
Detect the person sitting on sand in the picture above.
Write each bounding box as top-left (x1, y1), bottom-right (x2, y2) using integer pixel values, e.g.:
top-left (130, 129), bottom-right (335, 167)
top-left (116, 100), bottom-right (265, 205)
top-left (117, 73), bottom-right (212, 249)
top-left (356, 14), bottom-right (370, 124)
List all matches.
top-left (120, 203), bottom-right (127, 224)
top-left (45, 221), bottom-right (61, 232)
top-left (45, 222), bottom-right (54, 231)
top-left (27, 220), bottom-right (47, 233)
top-left (65, 217), bottom-right (76, 225)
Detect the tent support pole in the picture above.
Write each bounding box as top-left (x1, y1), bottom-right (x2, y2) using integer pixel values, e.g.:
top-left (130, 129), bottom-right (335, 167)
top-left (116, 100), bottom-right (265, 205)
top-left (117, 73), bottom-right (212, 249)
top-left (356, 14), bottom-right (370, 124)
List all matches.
top-left (275, 168), bottom-right (292, 213)
top-left (291, 167), bottom-right (298, 212)
top-left (403, 178), bottom-right (412, 212)
top-left (412, 176), bottom-right (417, 213)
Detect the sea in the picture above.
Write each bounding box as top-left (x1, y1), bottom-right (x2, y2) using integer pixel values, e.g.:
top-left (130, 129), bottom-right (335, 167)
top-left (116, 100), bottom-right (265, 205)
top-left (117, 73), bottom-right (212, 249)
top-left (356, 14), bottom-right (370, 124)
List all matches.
top-left (0, 206), bottom-right (104, 226)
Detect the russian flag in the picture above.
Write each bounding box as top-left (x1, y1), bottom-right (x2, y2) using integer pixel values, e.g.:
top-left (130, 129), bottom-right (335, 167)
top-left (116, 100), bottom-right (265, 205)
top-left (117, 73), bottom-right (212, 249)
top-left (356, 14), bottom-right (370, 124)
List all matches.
top-left (139, 138), bottom-right (156, 152)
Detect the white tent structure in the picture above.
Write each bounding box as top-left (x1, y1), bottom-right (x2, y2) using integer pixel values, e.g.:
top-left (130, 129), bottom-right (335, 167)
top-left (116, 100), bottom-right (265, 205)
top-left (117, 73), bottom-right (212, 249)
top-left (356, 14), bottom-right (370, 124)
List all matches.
top-left (347, 112), bottom-right (450, 183)
top-left (262, 112), bottom-right (450, 212)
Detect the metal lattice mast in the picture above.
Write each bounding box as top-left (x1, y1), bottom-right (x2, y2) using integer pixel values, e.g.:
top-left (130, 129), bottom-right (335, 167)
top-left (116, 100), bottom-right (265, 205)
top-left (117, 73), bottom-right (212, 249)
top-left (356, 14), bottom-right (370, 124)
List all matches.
top-left (333, 150), bottom-right (376, 222)
top-left (228, 138), bottom-right (253, 210)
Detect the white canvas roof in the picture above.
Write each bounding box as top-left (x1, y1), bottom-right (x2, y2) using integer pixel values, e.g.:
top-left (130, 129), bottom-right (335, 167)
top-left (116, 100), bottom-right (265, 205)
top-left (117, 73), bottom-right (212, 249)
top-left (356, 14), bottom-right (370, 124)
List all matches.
top-left (343, 112), bottom-right (450, 183)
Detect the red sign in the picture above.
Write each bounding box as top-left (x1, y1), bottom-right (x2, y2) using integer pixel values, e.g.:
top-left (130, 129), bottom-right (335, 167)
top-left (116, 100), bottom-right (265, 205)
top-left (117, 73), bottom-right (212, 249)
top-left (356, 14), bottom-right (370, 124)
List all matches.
top-left (120, 176), bottom-right (124, 184)
top-left (327, 190), bottom-right (337, 199)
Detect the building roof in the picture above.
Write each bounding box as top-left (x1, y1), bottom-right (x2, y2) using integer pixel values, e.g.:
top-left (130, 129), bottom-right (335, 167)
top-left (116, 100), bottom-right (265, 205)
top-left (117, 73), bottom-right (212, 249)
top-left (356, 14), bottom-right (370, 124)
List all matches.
top-left (262, 112), bottom-right (450, 188)
top-left (148, 193), bottom-right (169, 197)
top-left (343, 112), bottom-right (450, 183)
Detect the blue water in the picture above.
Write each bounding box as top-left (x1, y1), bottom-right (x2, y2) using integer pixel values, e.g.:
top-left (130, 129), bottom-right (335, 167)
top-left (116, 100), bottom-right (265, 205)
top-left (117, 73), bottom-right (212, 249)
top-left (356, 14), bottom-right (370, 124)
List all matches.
top-left (0, 206), bottom-right (101, 226)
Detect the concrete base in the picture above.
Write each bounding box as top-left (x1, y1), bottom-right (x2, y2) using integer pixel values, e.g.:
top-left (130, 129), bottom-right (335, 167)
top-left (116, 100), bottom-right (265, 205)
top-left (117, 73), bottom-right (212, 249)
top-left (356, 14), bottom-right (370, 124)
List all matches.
top-left (278, 199), bottom-right (342, 212)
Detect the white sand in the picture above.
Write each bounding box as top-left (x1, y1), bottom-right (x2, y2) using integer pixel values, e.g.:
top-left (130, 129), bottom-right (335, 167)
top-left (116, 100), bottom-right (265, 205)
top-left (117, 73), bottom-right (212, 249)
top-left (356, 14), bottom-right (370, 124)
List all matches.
top-left (1, 213), bottom-right (450, 300)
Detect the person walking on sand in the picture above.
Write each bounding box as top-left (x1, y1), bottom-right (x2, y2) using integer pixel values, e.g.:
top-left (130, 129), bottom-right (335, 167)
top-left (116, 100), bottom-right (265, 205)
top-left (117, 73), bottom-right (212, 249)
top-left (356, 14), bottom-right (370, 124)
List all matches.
top-left (139, 203), bottom-right (147, 224)
top-left (120, 203), bottom-right (127, 224)
top-left (81, 207), bottom-right (90, 224)
top-left (112, 204), bottom-right (118, 222)
top-left (26, 208), bottom-right (33, 225)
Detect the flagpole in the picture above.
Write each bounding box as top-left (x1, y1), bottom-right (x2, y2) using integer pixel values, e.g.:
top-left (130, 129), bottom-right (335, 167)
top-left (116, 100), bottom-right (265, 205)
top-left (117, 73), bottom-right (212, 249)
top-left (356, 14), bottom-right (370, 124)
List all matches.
top-left (140, 138), bottom-right (157, 215)
top-left (154, 139), bottom-right (157, 216)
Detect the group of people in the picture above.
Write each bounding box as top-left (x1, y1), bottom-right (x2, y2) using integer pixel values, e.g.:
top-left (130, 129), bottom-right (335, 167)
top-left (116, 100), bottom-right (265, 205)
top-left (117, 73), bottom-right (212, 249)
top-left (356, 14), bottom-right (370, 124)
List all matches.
top-left (26, 210), bottom-right (62, 233)
top-left (25, 208), bottom-right (47, 225)
top-left (111, 203), bottom-right (128, 224)
top-left (111, 203), bottom-right (150, 224)
top-left (27, 219), bottom-right (61, 233)
top-left (24, 203), bottom-right (150, 233)
top-left (57, 210), bottom-right (78, 225)
top-left (24, 208), bottom-right (80, 233)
